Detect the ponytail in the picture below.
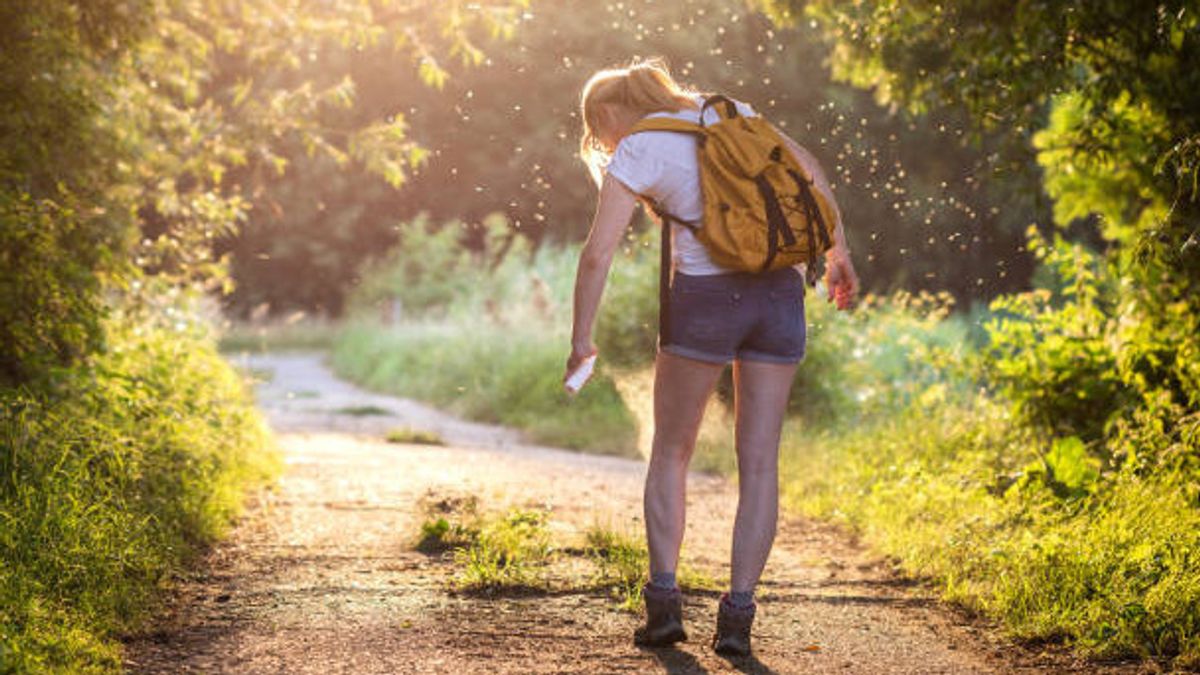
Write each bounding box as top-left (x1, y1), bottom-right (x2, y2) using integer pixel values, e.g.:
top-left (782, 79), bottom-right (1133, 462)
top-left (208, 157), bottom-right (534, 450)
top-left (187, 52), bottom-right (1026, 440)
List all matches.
top-left (579, 58), bottom-right (698, 183)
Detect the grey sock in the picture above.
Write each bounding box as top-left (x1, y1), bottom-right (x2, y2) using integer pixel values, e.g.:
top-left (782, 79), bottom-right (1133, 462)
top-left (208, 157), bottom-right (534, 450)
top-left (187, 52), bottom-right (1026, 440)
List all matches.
top-left (650, 571), bottom-right (677, 590)
top-left (728, 590), bottom-right (755, 608)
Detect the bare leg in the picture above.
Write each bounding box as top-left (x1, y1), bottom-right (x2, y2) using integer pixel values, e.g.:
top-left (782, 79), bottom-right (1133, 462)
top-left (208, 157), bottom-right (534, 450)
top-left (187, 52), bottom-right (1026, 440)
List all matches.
top-left (729, 359), bottom-right (798, 593)
top-left (645, 351), bottom-right (724, 579)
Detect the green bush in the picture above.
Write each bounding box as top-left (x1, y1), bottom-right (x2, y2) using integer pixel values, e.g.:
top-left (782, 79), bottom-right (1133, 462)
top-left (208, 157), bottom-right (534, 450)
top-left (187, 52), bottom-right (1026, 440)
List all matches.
top-left (0, 314), bottom-right (278, 673)
top-left (454, 510), bottom-right (554, 592)
top-left (348, 213), bottom-right (560, 322)
top-left (794, 285), bottom-right (974, 423)
top-left (984, 230), bottom-right (1129, 444)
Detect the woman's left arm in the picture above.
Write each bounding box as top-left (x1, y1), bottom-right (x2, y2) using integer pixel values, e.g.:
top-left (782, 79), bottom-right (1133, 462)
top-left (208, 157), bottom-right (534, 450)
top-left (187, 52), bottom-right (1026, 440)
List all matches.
top-left (774, 125), bottom-right (861, 309)
top-left (566, 174), bottom-right (639, 377)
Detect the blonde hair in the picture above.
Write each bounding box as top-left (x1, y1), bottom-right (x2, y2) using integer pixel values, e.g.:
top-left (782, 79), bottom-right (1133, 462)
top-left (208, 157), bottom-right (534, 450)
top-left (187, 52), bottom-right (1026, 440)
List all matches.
top-left (579, 58), bottom-right (699, 182)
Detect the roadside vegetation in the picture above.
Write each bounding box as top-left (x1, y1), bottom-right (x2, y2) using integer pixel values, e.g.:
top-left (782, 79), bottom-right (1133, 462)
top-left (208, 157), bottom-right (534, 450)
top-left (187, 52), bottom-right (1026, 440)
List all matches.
top-left (217, 317), bottom-right (342, 355)
top-left (0, 316), bottom-right (279, 673)
top-left (385, 427), bottom-right (447, 446)
top-left (2, 1), bottom-right (523, 672)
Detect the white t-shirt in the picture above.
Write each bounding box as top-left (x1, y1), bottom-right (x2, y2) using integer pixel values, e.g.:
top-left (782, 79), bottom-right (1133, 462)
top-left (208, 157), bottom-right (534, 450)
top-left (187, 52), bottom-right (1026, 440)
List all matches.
top-left (605, 95), bottom-right (758, 276)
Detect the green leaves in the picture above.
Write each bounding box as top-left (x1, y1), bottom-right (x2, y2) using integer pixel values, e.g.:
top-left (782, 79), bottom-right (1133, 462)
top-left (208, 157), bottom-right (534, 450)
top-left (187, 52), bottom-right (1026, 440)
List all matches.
top-left (0, 190), bottom-right (118, 385)
top-left (1023, 436), bottom-right (1101, 500)
top-left (984, 229), bottom-right (1127, 442)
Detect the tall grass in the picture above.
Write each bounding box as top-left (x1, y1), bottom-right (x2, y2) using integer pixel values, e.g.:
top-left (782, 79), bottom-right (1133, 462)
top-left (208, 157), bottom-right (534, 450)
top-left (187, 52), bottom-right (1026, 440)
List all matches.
top-left (332, 217), bottom-right (638, 454)
top-left (333, 318), bottom-right (637, 454)
top-left (0, 313), bottom-right (278, 673)
top-left (217, 316), bottom-right (341, 354)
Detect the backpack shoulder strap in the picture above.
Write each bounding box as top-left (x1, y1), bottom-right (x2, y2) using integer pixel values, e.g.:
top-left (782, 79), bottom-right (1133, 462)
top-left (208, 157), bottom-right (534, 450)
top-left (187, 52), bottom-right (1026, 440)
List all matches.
top-left (699, 94), bottom-right (740, 125)
top-left (629, 117), bottom-right (705, 137)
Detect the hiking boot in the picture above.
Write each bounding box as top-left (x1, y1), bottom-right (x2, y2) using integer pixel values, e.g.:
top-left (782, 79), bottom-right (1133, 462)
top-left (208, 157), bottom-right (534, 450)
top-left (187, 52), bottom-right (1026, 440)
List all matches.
top-left (633, 583), bottom-right (687, 647)
top-left (712, 593), bottom-right (756, 657)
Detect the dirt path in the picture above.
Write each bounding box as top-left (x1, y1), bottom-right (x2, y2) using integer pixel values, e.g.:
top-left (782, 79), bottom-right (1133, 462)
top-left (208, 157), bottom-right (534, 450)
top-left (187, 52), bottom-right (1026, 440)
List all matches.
top-left (123, 353), bottom-right (1137, 674)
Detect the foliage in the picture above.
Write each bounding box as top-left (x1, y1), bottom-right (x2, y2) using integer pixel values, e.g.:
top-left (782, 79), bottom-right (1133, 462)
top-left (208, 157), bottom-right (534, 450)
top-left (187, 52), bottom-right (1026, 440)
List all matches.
top-left (771, 226), bottom-right (1200, 666)
top-left (0, 314), bottom-right (278, 673)
top-left (416, 516), bottom-right (479, 555)
top-left (217, 317), bottom-right (341, 354)
top-left (332, 317), bottom-right (635, 455)
top-left (0, 193), bottom-right (125, 384)
top-left (347, 214), bottom-right (524, 319)
top-left (414, 494), bottom-right (481, 554)
top-left (411, 500), bottom-right (554, 591)
top-left (756, 0), bottom-right (1200, 405)
top-left (984, 230), bottom-right (1126, 443)
top-left (584, 525), bottom-right (651, 611)
top-left (1, 5), bottom-right (520, 664)
top-left (0, 0), bottom-right (138, 384)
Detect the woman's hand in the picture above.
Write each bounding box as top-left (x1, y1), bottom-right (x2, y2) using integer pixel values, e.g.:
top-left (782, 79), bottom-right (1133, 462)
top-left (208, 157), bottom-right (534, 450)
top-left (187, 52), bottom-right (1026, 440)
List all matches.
top-left (564, 341), bottom-right (599, 384)
top-left (825, 246), bottom-right (860, 311)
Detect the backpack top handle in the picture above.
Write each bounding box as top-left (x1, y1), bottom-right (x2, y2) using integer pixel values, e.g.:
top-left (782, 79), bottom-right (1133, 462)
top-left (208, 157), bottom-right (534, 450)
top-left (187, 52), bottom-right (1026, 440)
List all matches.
top-left (699, 94), bottom-right (740, 128)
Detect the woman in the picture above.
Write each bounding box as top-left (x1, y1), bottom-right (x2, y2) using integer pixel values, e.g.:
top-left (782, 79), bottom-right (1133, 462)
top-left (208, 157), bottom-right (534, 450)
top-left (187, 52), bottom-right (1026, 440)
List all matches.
top-left (565, 60), bottom-right (859, 657)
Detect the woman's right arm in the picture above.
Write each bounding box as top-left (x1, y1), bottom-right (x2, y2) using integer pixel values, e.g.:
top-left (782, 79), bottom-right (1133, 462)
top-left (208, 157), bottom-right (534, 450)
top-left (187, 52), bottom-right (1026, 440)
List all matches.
top-left (566, 174), bottom-right (639, 377)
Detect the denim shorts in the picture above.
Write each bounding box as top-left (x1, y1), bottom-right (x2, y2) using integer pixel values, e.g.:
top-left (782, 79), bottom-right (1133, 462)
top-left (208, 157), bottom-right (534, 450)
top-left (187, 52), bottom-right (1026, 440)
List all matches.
top-left (660, 267), bottom-right (807, 365)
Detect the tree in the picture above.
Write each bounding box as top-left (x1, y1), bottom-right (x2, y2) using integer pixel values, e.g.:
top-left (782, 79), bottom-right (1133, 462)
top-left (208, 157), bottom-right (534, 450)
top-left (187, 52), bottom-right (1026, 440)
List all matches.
top-left (0, 0), bottom-right (527, 383)
top-left (753, 0), bottom-right (1200, 433)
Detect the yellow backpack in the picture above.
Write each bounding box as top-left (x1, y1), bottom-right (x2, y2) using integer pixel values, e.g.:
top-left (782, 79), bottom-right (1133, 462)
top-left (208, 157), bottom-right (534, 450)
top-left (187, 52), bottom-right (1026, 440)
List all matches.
top-left (629, 95), bottom-right (838, 286)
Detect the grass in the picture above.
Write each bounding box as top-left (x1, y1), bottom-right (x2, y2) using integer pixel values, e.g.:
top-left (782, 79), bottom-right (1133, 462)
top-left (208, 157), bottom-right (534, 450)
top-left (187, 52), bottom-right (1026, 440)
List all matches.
top-left (413, 502), bottom-right (554, 592)
top-left (454, 510), bottom-right (555, 592)
top-left (0, 315), bottom-right (279, 673)
top-left (332, 319), bottom-right (637, 456)
top-left (218, 317), bottom-right (340, 354)
top-left (385, 427), bottom-right (445, 445)
top-left (412, 499), bottom-right (717, 608)
top-left (414, 494), bottom-right (480, 554)
top-left (585, 524), bottom-right (718, 611)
